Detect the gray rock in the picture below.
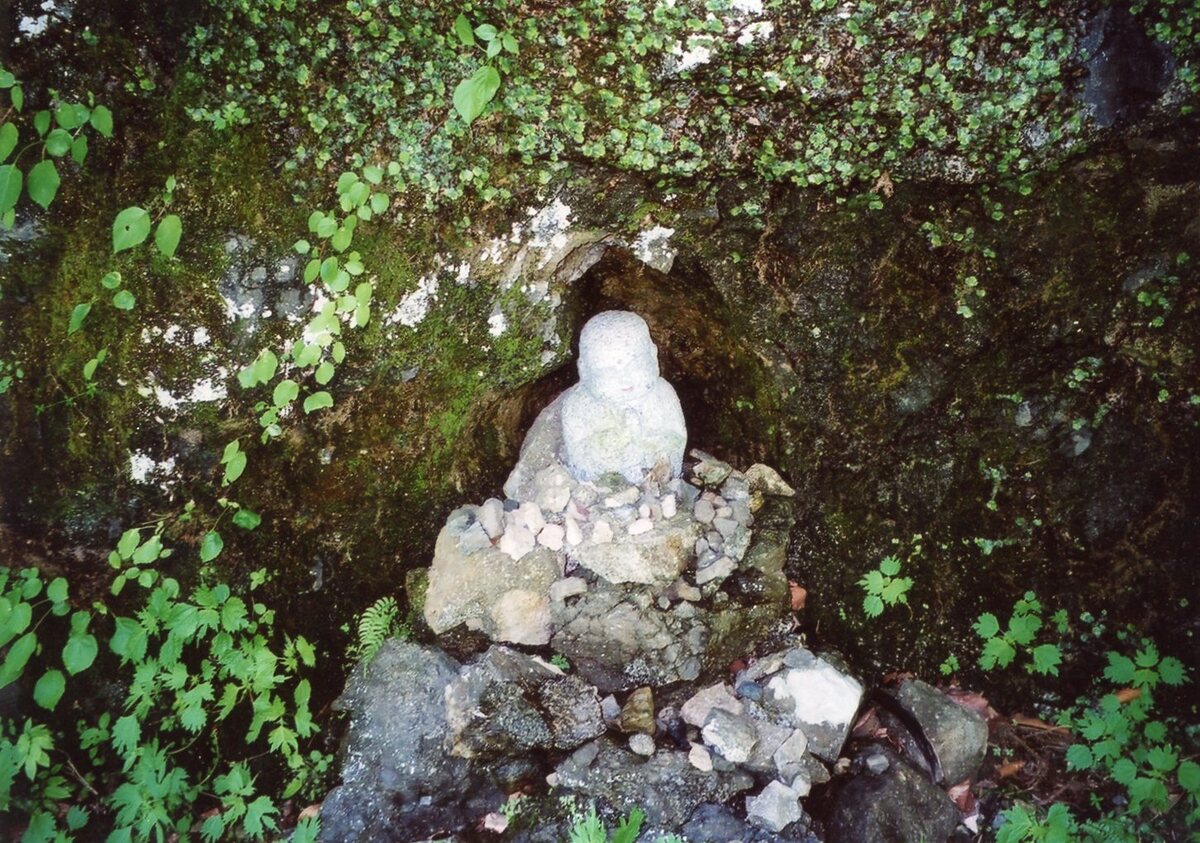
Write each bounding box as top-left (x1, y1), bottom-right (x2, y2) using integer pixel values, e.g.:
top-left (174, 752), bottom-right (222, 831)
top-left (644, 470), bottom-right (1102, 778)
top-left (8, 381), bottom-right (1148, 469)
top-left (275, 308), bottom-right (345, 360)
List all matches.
top-left (695, 556), bottom-right (736, 585)
top-left (702, 709), bottom-right (759, 763)
top-left (572, 517), bottom-right (700, 585)
top-left (444, 647), bottom-right (604, 759)
top-left (683, 803), bottom-right (820, 843)
top-left (629, 733), bottom-right (656, 756)
top-left (619, 686), bottom-right (656, 735)
top-left (772, 729), bottom-right (810, 781)
top-left (681, 683), bottom-right (745, 727)
top-left (826, 749), bottom-right (961, 843)
top-left (478, 498), bottom-right (505, 539)
top-left (694, 498), bottom-right (716, 523)
top-left (319, 641), bottom-right (502, 842)
top-left (549, 577), bottom-right (588, 603)
top-left (534, 464), bottom-right (574, 514)
top-left (746, 781), bottom-right (804, 833)
top-left (503, 395), bottom-right (567, 502)
top-left (863, 748), bottom-right (890, 775)
top-left (746, 464), bottom-right (795, 497)
top-left (763, 647), bottom-right (863, 761)
top-left (690, 449), bottom-right (733, 488)
top-left (424, 516), bottom-right (561, 645)
top-left (880, 678), bottom-right (988, 784)
top-left (555, 739), bottom-right (753, 829)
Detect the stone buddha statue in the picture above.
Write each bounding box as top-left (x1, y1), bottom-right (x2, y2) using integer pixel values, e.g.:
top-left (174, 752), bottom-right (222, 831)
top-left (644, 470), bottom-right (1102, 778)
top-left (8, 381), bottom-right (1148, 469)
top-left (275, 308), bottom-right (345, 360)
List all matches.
top-left (561, 311), bottom-right (686, 483)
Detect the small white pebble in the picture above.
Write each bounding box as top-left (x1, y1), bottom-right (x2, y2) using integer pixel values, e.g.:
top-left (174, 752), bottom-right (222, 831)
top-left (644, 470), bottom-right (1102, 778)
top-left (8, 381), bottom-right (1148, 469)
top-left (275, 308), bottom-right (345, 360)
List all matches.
top-left (628, 518), bottom-right (653, 536)
top-left (538, 524), bottom-right (565, 551)
top-left (593, 520), bottom-right (613, 544)
top-left (661, 494), bottom-right (678, 519)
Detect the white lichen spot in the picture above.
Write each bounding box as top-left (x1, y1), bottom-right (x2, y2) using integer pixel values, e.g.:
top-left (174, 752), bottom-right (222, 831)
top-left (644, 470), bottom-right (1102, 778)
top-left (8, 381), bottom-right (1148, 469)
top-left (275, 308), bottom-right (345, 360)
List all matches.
top-left (192, 327), bottom-right (211, 346)
top-left (18, 16), bottom-right (51, 38)
top-left (163, 324), bottom-right (184, 344)
top-left (129, 451), bottom-right (177, 487)
top-left (387, 274), bottom-right (439, 328)
top-left (528, 199), bottom-right (573, 244)
top-left (222, 293), bottom-right (258, 321)
top-left (731, 0), bottom-right (764, 13)
top-left (736, 21), bottom-right (775, 45)
top-left (488, 311), bottom-right (508, 337)
top-left (633, 225), bottom-right (678, 274)
top-left (675, 39), bottom-right (714, 72)
top-left (455, 261), bottom-right (472, 285)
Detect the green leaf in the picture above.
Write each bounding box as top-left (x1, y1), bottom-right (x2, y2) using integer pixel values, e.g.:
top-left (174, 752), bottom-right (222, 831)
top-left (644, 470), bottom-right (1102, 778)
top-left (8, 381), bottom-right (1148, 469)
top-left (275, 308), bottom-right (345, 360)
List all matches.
top-left (55, 103), bottom-right (82, 130)
top-left (1111, 757), bottom-right (1138, 786)
top-left (233, 509), bottom-right (261, 530)
top-left (0, 632), bottom-right (37, 688)
top-left (112, 289), bottom-right (136, 310)
top-left (1148, 745), bottom-right (1178, 773)
top-left (363, 164), bottom-right (383, 184)
top-left (1178, 759), bottom-right (1200, 795)
top-left (1065, 743), bottom-right (1093, 770)
top-left (27, 159), bottom-right (60, 209)
top-left (319, 256), bottom-right (339, 283)
top-left (453, 65), bottom-right (502, 125)
top-left (155, 214), bottom-right (182, 257)
top-left (1157, 656), bottom-right (1185, 685)
top-left (1007, 612), bottom-right (1042, 646)
top-left (369, 192), bottom-right (389, 215)
top-left (1105, 652), bottom-right (1136, 685)
top-left (112, 206), bottom-right (151, 253)
top-left (34, 669), bottom-right (66, 710)
top-left (331, 226), bottom-right (352, 252)
top-left (273, 379), bottom-right (299, 407)
top-left (454, 13), bottom-right (476, 46)
top-left (46, 577), bottom-right (68, 602)
top-left (303, 258), bottom-right (320, 283)
top-left (502, 33), bottom-right (519, 55)
top-left (131, 534), bottom-right (161, 565)
top-left (71, 133), bottom-right (88, 165)
top-left (117, 528), bottom-right (140, 559)
top-left (10, 86), bottom-right (22, 112)
top-left (0, 164), bottom-right (20, 213)
top-left (292, 816), bottom-right (320, 843)
top-left (878, 555), bottom-right (901, 576)
top-left (90, 105), bottom-right (114, 138)
top-left (294, 238), bottom-right (311, 254)
top-left (980, 636), bottom-right (1016, 670)
top-left (1030, 644), bottom-right (1062, 676)
top-left (0, 122), bottom-right (17, 162)
top-left (862, 594), bottom-right (883, 618)
top-left (475, 23), bottom-right (498, 41)
top-left (223, 451), bottom-right (247, 485)
top-left (45, 128), bottom-right (72, 156)
top-left (68, 302), bottom-right (93, 334)
top-left (101, 270), bottom-right (122, 289)
top-left (34, 110), bottom-right (50, 137)
top-left (63, 633), bottom-right (98, 674)
top-left (332, 342), bottom-right (346, 364)
top-left (315, 361), bottom-right (335, 385)
top-left (243, 796), bottom-right (278, 838)
top-left (199, 530), bottom-right (224, 562)
top-left (611, 807), bottom-right (644, 843)
top-left (303, 391), bottom-right (333, 413)
top-left (0, 600), bottom-right (32, 649)
top-left (111, 713), bottom-right (140, 763)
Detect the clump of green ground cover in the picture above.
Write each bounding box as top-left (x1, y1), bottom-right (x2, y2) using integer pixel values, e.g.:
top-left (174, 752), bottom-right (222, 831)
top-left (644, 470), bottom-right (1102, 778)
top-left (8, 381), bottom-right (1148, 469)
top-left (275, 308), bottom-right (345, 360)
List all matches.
top-left (185, 0), bottom-right (1198, 211)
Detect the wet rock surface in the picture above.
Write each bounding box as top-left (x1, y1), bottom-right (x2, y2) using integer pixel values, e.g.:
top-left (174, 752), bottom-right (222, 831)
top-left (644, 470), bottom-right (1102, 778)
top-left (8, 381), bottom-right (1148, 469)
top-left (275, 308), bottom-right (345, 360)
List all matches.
top-left (880, 678), bottom-right (989, 786)
top-left (826, 748), bottom-right (962, 843)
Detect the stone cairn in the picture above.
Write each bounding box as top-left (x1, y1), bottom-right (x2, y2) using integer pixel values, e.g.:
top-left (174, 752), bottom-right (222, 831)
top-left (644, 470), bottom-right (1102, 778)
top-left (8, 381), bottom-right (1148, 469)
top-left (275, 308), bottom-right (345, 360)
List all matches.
top-left (319, 312), bottom-right (982, 842)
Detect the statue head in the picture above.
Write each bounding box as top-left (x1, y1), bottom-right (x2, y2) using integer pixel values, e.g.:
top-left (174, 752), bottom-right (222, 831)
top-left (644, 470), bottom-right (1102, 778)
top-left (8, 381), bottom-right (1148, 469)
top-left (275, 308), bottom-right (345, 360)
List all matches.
top-left (577, 311), bottom-right (660, 404)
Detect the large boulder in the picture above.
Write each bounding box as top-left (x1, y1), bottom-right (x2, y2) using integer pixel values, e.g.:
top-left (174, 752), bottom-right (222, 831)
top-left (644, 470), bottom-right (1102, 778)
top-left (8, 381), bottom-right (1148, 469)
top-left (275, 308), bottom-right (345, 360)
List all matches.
top-left (423, 506), bottom-right (562, 645)
top-left (319, 641), bottom-right (503, 842)
top-left (826, 748), bottom-right (961, 843)
top-left (444, 646), bottom-right (604, 759)
top-left (879, 678), bottom-right (988, 785)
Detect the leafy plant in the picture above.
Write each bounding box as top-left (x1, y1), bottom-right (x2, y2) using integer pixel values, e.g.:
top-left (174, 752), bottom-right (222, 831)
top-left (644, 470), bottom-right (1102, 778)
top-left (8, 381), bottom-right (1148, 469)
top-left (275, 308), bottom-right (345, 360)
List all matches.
top-left (567, 804), bottom-right (645, 843)
top-left (973, 591), bottom-right (1062, 676)
top-left (451, 13), bottom-right (518, 125)
top-left (348, 596), bottom-right (406, 663)
top-left (858, 554), bottom-right (913, 618)
top-left (0, 65), bottom-right (113, 227)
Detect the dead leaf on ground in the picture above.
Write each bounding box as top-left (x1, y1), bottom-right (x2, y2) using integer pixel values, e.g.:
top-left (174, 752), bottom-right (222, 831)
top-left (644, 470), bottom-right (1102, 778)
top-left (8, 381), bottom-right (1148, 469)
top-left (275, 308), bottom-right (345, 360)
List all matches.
top-left (789, 581), bottom-right (807, 610)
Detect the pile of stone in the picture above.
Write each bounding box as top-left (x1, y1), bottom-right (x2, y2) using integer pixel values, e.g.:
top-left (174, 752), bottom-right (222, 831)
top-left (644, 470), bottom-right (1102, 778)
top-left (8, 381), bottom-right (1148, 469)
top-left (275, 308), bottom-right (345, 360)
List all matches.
top-left (420, 440), bottom-right (798, 691)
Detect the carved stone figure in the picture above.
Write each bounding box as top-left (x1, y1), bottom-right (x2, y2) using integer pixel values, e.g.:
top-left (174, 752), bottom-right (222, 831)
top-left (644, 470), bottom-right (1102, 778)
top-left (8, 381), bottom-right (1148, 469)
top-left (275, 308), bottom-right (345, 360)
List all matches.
top-left (560, 311), bottom-right (686, 483)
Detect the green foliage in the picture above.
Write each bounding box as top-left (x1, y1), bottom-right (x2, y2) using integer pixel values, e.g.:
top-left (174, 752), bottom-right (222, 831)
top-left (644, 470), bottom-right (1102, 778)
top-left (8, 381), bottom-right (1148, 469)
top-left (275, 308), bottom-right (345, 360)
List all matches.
top-left (0, 66), bottom-right (113, 227)
top-left (973, 591), bottom-right (1062, 676)
top-left (348, 596), bottom-right (406, 663)
top-left (857, 554), bottom-right (913, 618)
top-left (566, 804), bottom-right (647, 843)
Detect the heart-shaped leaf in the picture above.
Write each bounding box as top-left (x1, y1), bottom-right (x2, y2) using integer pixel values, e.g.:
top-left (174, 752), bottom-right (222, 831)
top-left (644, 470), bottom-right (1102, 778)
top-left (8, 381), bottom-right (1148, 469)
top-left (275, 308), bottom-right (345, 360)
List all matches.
top-left (112, 206), bottom-right (150, 253)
